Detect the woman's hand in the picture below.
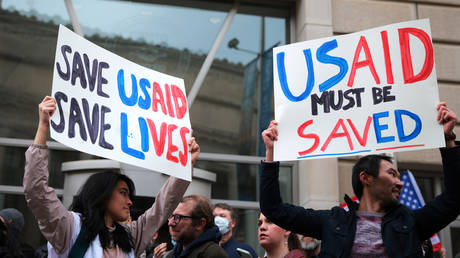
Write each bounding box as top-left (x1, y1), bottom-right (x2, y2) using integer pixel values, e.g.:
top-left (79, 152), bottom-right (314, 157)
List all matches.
top-left (189, 135), bottom-right (200, 166)
top-left (34, 96), bottom-right (56, 145)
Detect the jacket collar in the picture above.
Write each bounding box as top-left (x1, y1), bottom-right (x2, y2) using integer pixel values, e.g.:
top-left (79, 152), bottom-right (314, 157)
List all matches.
top-left (172, 225), bottom-right (222, 258)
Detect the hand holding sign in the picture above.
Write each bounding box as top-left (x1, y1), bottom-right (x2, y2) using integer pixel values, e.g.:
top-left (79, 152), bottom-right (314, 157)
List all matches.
top-left (436, 102), bottom-right (457, 148)
top-left (188, 135), bottom-right (200, 166)
top-left (34, 96), bottom-right (57, 146)
top-left (261, 120), bottom-right (278, 162)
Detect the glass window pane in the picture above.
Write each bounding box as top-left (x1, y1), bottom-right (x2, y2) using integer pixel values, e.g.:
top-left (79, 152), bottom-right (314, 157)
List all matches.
top-left (1, 0), bottom-right (288, 156)
top-left (234, 208), bottom-right (264, 257)
top-left (194, 15), bottom-right (286, 156)
top-left (196, 160), bottom-right (292, 203)
top-left (0, 146), bottom-right (90, 188)
top-left (0, 1), bottom-right (70, 139)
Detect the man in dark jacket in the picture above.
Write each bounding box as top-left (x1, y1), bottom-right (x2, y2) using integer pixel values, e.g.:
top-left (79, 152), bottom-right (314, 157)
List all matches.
top-left (260, 103), bottom-right (460, 257)
top-left (166, 195), bottom-right (228, 258)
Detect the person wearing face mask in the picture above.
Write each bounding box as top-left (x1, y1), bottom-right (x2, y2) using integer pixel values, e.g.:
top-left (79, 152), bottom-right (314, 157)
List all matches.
top-left (213, 203), bottom-right (258, 258)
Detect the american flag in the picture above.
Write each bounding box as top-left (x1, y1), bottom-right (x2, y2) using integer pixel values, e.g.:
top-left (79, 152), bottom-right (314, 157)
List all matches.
top-left (399, 170), bottom-right (442, 252)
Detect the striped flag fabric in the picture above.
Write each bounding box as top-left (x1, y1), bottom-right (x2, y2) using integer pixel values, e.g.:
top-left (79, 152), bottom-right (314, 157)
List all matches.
top-left (339, 195), bottom-right (359, 211)
top-left (399, 170), bottom-right (442, 252)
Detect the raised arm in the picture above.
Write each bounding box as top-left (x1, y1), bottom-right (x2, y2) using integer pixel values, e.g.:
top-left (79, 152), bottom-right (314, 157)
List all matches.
top-left (23, 96), bottom-right (74, 254)
top-left (415, 103), bottom-right (460, 240)
top-left (437, 102), bottom-right (457, 149)
top-left (259, 120), bottom-right (325, 238)
top-left (128, 136), bottom-right (198, 256)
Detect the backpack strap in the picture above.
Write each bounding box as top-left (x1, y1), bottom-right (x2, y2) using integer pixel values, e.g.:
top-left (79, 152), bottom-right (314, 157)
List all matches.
top-left (68, 225), bottom-right (90, 258)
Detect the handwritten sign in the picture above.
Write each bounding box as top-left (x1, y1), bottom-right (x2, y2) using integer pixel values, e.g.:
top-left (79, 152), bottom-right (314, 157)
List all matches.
top-left (273, 19), bottom-right (444, 161)
top-left (51, 25), bottom-right (192, 181)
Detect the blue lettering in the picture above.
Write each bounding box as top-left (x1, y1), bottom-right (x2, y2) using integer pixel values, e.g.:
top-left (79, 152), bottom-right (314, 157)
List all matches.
top-left (317, 39), bottom-right (349, 92)
top-left (395, 109), bottom-right (422, 142)
top-left (117, 69), bottom-right (138, 106)
top-left (120, 112), bottom-right (145, 160)
top-left (276, 50), bottom-right (315, 102)
top-left (373, 111), bottom-right (395, 143)
top-left (139, 78), bottom-right (151, 110)
top-left (139, 117), bottom-right (149, 152)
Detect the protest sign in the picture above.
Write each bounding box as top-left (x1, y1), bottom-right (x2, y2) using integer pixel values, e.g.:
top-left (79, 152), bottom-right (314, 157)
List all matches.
top-left (50, 25), bottom-right (192, 181)
top-left (273, 19), bottom-right (444, 161)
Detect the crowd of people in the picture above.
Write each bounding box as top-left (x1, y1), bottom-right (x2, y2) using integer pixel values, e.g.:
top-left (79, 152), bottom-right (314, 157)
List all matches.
top-left (0, 97), bottom-right (455, 257)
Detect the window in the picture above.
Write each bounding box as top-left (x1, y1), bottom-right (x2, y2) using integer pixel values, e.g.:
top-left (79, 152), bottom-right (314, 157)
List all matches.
top-left (0, 0), bottom-right (292, 253)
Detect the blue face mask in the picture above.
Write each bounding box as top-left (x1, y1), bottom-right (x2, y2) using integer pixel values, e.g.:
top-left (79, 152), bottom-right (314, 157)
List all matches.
top-left (214, 216), bottom-right (230, 234)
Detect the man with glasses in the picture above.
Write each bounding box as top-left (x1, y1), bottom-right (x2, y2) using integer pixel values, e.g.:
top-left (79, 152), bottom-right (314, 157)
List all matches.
top-left (166, 195), bottom-right (228, 258)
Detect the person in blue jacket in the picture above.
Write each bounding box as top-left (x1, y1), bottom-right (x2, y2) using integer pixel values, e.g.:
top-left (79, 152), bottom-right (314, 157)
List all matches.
top-left (259, 102), bottom-right (460, 257)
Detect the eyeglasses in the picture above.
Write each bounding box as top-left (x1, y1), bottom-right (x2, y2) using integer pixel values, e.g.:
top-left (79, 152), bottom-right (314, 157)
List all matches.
top-left (168, 214), bottom-right (198, 224)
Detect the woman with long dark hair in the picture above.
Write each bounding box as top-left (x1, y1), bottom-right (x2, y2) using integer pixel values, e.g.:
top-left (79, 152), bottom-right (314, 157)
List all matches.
top-left (24, 96), bottom-right (200, 257)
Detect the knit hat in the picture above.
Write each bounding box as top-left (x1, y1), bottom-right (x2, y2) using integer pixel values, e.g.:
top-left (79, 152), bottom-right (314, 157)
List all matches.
top-left (0, 208), bottom-right (24, 232)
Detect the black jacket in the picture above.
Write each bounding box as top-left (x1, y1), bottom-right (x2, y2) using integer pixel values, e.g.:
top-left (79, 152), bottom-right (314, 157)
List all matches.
top-left (260, 144), bottom-right (460, 257)
top-left (167, 226), bottom-right (228, 258)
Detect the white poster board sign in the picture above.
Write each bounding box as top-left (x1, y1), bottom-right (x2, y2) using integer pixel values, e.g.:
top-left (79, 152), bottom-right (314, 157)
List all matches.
top-left (51, 25), bottom-right (192, 181)
top-left (273, 19), bottom-right (443, 161)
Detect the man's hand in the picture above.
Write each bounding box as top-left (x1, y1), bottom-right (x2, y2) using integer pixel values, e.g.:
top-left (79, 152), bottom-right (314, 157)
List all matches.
top-left (437, 102), bottom-right (457, 148)
top-left (153, 242), bottom-right (167, 258)
top-left (261, 120), bottom-right (278, 162)
top-left (189, 135), bottom-right (200, 166)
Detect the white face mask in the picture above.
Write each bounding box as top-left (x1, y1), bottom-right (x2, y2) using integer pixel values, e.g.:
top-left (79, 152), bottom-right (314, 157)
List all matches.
top-left (214, 216), bottom-right (230, 235)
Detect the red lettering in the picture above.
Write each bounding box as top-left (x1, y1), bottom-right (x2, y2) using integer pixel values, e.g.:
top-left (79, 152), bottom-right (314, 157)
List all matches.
top-left (171, 84), bottom-right (187, 119)
top-left (179, 127), bottom-right (190, 166)
top-left (297, 120), bottom-right (320, 156)
top-left (347, 116), bottom-right (372, 147)
top-left (398, 27), bottom-right (434, 84)
top-left (164, 84), bottom-right (175, 118)
top-left (347, 36), bottom-right (380, 87)
top-left (166, 124), bottom-right (179, 163)
top-left (321, 118), bottom-right (354, 151)
top-left (380, 31), bottom-right (394, 84)
top-left (152, 82), bottom-right (167, 115)
top-left (146, 119), bottom-right (167, 157)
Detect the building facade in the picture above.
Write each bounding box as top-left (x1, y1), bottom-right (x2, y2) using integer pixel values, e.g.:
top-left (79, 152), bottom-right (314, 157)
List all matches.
top-left (0, 0), bottom-right (459, 256)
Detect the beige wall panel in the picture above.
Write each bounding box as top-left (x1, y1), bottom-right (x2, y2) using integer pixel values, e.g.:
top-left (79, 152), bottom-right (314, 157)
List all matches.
top-left (396, 125), bottom-right (460, 166)
top-left (418, 5), bottom-right (460, 43)
top-left (338, 160), bottom-right (355, 200)
top-left (297, 24), bottom-right (334, 41)
top-left (298, 158), bottom-right (340, 209)
top-left (332, 0), bottom-right (416, 33)
top-left (434, 44), bottom-right (460, 82)
top-left (296, 0), bottom-right (332, 38)
top-left (439, 83), bottom-right (460, 116)
top-left (396, 0), bottom-right (460, 6)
